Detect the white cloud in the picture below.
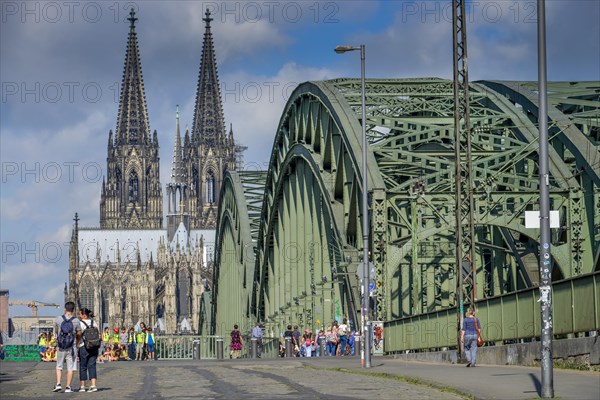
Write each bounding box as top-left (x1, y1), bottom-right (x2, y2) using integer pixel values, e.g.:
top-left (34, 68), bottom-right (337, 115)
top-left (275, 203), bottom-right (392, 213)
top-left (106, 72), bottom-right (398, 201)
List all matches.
top-left (341, 1), bottom-right (598, 81)
top-left (38, 224), bottom-right (72, 246)
top-left (140, 3), bottom-right (290, 64)
top-left (43, 284), bottom-right (67, 305)
top-left (0, 196), bottom-right (28, 222)
top-left (0, 263), bottom-right (65, 306)
top-left (221, 62), bottom-right (339, 166)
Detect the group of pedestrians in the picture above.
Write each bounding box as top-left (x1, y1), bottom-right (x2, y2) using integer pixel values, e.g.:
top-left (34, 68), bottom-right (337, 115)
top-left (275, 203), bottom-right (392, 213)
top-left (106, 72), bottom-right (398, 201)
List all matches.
top-left (52, 301), bottom-right (99, 393)
top-left (52, 301), bottom-right (158, 393)
top-left (98, 322), bottom-right (155, 362)
top-left (38, 331), bottom-right (57, 362)
top-left (230, 319), bottom-right (358, 359)
top-left (278, 318), bottom-right (356, 357)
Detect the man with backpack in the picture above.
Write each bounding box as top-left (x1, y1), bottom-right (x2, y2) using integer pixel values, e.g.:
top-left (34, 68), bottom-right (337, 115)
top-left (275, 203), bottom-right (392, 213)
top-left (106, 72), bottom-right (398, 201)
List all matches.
top-left (53, 301), bottom-right (81, 393)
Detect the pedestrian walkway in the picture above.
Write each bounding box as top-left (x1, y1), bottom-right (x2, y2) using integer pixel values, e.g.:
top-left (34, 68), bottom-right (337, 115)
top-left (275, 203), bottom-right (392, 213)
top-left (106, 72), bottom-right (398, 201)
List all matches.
top-left (0, 358), bottom-right (462, 399)
top-left (0, 356), bottom-right (598, 399)
top-left (312, 356), bottom-right (600, 400)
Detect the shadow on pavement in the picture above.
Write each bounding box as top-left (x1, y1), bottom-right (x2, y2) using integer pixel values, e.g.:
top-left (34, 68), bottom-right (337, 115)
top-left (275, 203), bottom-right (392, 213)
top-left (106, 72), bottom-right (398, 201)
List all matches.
top-left (527, 373), bottom-right (542, 397)
top-left (0, 372), bottom-right (17, 383)
top-left (0, 362), bottom-right (40, 383)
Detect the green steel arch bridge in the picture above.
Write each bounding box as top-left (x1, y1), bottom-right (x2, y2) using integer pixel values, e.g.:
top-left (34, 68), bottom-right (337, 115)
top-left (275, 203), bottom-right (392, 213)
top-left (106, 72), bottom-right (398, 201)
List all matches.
top-left (209, 78), bottom-right (600, 352)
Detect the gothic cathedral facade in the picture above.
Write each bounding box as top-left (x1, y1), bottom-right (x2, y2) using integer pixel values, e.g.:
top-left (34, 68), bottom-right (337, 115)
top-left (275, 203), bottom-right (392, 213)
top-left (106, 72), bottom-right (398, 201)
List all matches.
top-left (67, 9), bottom-right (237, 333)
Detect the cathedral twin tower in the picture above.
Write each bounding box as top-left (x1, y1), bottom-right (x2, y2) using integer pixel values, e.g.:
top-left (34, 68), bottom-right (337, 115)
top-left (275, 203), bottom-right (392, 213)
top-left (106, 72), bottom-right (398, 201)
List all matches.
top-left (100, 9), bottom-right (237, 231)
top-left (67, 9), bottom-right (237, 332)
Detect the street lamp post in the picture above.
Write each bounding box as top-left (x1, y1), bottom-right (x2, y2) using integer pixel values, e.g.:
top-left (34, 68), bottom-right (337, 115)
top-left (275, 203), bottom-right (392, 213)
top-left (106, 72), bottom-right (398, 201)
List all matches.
top-left (334, 44), bottom-right (371, 369)
top-left (537, 0), bottom-right (554, 397)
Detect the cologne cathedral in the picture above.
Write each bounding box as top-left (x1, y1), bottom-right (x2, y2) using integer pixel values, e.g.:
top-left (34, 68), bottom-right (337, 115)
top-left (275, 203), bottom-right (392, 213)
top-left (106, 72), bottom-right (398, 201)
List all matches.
top-left (67, 9), bottom-right (238, 333)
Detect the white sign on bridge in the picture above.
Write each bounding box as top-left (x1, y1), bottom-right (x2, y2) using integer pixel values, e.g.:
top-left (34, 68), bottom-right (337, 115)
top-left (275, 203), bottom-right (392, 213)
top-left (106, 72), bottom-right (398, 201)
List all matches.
top-left (524, 210), bottom-right (560, 229)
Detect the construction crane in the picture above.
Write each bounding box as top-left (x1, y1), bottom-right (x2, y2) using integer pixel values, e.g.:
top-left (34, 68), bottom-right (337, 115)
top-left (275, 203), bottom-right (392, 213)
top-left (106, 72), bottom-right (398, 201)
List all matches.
top-left (8, 300), bottom-right (61, 316)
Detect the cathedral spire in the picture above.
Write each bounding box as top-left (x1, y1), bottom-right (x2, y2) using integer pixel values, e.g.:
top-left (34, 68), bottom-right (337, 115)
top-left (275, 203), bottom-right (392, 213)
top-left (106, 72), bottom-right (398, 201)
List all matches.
top-left (171, 105), bottom-right (185, 183)
top-left (100, 10), bottom-right (162, 229)
top-left (191, 8), bottom-right (226, 144)
top-left (115, 8), bottom-right (150, 145)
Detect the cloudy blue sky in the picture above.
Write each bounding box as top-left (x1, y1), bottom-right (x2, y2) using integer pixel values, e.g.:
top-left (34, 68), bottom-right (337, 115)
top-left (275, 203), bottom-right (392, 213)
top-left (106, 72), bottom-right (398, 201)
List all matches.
top-left (1, 0), bottom-right (599, 316)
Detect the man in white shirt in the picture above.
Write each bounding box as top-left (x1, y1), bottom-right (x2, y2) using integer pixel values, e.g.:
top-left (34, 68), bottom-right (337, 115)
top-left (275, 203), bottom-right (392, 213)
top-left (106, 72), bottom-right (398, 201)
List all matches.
top-left (337, 318), bottom-right (349, 356)
top-left (251, 322), bottom-right (264, 358)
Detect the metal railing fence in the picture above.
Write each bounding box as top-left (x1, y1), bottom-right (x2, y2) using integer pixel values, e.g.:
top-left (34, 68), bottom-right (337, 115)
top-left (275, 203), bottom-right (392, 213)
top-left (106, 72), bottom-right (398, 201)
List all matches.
top-left (385, 271), bottom-right (600, 353)
top-left (155, 335), bottom-right (219, 360)
top-left (155, 335), bottom-right (282, 359)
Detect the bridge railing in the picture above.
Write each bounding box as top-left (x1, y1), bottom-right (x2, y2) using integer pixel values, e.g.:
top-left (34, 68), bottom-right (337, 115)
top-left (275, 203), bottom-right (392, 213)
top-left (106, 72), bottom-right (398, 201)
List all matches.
top-left (155, 335), bottom-right (219, 360)
top-left (155, 335), bottom-right (282, 359)
top-left (262, 337), bottom-right (281, 358)
top-left (385, 271), bottom-right (600, 353)
top-left (237, 336), bottom-right (280, 358)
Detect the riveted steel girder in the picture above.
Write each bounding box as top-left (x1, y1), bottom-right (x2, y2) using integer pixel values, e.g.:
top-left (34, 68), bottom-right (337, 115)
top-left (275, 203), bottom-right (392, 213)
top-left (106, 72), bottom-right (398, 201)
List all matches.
top-left (213, 78), bottom-right (599, 334)
top-left (211, 171), bottom-right (267, 335)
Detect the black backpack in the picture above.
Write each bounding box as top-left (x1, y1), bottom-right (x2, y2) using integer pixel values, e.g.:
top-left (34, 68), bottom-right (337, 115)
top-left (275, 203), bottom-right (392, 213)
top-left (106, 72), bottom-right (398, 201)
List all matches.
top-left (81, 320), bottom-right (101, 350)
top-left (57, 316), bottom-right (76, 350)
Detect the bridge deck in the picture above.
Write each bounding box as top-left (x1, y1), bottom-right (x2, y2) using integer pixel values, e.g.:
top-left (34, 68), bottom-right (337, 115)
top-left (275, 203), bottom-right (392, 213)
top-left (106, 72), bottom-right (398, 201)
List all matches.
top-left (1, 357), bottom-right (598, 399)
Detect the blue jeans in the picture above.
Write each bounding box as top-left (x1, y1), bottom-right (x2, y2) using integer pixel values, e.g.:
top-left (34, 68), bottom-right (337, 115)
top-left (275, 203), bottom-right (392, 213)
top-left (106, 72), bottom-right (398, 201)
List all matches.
top-left (78, 346), bottom-right (98, 381)
top-left (326, 342), bottom-right (336, 356)
top-left (464, 334), bottom-right (478, 365)
top-left (338, 335), bottom-right (348, 355)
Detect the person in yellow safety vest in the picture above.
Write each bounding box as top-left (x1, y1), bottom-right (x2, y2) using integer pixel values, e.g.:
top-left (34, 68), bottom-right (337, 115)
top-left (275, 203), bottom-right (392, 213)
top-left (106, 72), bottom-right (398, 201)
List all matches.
top-left (127, 328), bottom-right (136, 361)
top-left (48, 332), bottom-right (57, 348)
top-left (38, 332), bottom-right (48, 360)
top-left (102, 327), bottom-right (111, 350)
top-left (135, 329), bottom-right (146, 361)
top-left (145, 328), bottom-right (155, 361)
top-left (112, 328), bottom-right (120, 345)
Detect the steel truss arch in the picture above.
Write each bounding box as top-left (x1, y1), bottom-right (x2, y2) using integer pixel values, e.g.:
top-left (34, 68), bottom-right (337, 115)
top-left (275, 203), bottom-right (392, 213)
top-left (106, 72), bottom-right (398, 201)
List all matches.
top-left (254, 81), bottom-right (386, 336)
top-left (213, 78), bottom-right (599, 335)
top-left (211, 171), bottom-right (266, 336)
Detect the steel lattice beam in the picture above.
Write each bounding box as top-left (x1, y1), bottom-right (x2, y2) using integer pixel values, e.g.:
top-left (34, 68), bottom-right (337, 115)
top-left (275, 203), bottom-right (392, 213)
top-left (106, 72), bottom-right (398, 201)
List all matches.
top-left (212, 78), bottom-right (599, 339)
top-left (211, 171), bottom-right (267, 335)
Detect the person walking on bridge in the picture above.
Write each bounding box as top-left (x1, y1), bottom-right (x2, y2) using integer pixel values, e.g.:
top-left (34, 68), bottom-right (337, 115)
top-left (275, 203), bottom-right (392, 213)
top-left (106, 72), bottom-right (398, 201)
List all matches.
top-left (251, 322), bottom-right (264, 358)
top-left (337, 318), bottom-right (349, 356)
top-left (230, 325), bottom-right (243, 359)
top-left (460, 307), bottom-right (481, 367)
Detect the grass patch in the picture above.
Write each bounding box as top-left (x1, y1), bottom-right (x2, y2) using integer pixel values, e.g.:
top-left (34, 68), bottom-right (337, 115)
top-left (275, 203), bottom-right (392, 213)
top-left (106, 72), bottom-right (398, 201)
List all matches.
top-left (553, 360), bottom-right (599, 372)
top-left (304, 364), bottom-right (473, 399)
